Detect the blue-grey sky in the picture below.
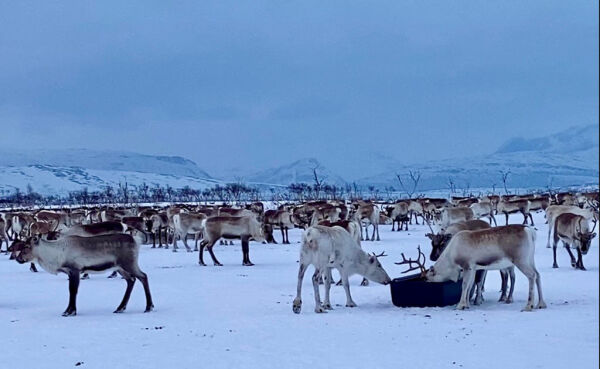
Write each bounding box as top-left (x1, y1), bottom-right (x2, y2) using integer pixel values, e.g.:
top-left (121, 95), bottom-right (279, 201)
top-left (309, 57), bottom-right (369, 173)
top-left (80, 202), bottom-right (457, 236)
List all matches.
top-left (0, 1), bottom-right (598, 178)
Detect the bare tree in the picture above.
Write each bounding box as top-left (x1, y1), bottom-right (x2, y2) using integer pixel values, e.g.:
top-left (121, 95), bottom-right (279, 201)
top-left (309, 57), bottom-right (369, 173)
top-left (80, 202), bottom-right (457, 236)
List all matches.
top-left (500, 170), bottom-right (511, 195)
top-left (311, 164), bottom-right (327, 200)
top-left (447, 177), bottom-right (457, 195)
top-left (396, 170), bottom-right (421, 199)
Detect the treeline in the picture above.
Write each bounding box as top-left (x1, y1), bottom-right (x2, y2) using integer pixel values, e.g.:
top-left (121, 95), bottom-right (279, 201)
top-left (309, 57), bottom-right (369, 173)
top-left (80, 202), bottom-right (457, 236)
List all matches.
top-left (0, 181), bottom-right (382, 207)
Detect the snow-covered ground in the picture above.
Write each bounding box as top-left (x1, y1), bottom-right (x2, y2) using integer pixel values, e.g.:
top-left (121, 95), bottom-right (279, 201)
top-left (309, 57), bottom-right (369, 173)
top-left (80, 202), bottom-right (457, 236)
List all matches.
top-left (0, 212), bottom-right (598, 369)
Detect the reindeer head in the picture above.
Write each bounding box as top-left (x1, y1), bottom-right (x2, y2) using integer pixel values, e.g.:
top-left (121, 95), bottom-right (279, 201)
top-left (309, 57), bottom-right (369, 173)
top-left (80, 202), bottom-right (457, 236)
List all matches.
top-left (426, 233), bottom-right (453, 261)
top-left (13, 236), bottom-right (39, 264)
top-left (364, 251), bottom-right (392, 285)
top-left (577, 218), bottom-right (597, 255)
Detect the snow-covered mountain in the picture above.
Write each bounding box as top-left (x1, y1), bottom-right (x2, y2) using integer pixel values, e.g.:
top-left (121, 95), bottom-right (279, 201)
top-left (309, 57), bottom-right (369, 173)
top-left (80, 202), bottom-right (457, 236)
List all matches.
top-left (0, 149), bottom-right (216, 195)
top-left (244, 158), bottom-right (346, 186)
top-left (0, 125), bottom-right (597, 196)
top-left (357, 124), bottom-right (599, 191)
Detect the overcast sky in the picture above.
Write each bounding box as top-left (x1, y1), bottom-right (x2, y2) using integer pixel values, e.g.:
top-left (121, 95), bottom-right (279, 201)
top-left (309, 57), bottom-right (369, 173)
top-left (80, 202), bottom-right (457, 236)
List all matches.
top-left (0, 1), bottom-right (597, 177)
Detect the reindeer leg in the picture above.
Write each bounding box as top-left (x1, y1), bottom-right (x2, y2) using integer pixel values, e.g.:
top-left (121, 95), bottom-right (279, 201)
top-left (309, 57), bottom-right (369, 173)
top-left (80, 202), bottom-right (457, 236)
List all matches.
top-left (152, 232), bottom-right (156, 248)
top-left (182, 233), bottom-right (192, 252)
top-left (114, 270), bottom-right (135, 313)
top-left (194, 233), bottom-right (199, 252)
top-left (576, 249), bottom-right (586, 270)
top-left (564, 242), bottom-right (577, 267)
top-left (522, 211), bottom-right (528, 225)
top-left (505, 212), bottom-right (509, 226)
top-left (292, 262), bottom-right (307, 314)
top-left (207, 241), bottom-right (223, 266)
top-left (30, 263), bottom-right (38, 273)
top-left (499, 269), bottom-right (508, 302)
top-left (505, 267), bottom-right (515, 304)
top-left (371, 223), bottom-right (376, 241)
top-left (285, 228), bottom-right (290, 244)
top-left (528, 213), bottom-right (534, 226)
top-left (63, 269), bottom-right (80, 317)
top-left (376, 223), bottom-right (380, 241)
top-left (534, 268), bottom-right (546, 309)
top-left (312, 269), bottom-right (325, 313)
top-left (457, 268), bottom-right (475, 310)
top-left (198, 240), bottom-right (208, 266)
top-left (133, 267), bottom-right (154, 312)
top-left (514, 262), bottom-right (536, 311)
top-left (242, 236), bottom-right (254, 266)
top-left (322, 268), bottom-right (333, 310)
top-left (341, 271), bottom-right (357, 308)
top-left (552, 240), bottom-right (559, 268)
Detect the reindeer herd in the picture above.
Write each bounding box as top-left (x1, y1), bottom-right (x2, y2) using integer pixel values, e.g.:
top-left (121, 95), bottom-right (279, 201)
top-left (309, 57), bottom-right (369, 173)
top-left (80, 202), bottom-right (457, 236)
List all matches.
top-left (0, 189), bottom-right (597, 316)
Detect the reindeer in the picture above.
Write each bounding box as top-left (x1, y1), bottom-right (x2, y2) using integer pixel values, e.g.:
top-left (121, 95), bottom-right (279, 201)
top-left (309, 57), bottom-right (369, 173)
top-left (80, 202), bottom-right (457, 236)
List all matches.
top-left (35, 210), bottom-right (70, 231)
top-left (147, 213), bottom-right (169, 248)
top-left (317, 219), bottom-right (369, 286)
top-left (12, 233), bottom-right (154, 316)
top-left (496, 198), bottom-right (533, 225)
top-left (263, 209), bottom-right (294, 244)
top-left (544, 205), bottom-right (594, 248)
top-left (353, 202), bottom-right (381, 241)
top-left (172, 212), bottom-right (207, 252)
top-left (426, 225), bottom-right (546, 311)
top-left (292, 225), bottom-right (391, 314)
top-left (0, 216), bottom-right (9, 253)
top-left (470, 201), bottom-right (497, 226)
top-left (385, 202), bottom-right (409, 231)
top-left (552, 213), bottom-right (596, 270)
top-left (424, 219), bottom-right (514, 304)
top-left (439, 207), bottom-right (474, 229)
top-left (198, 216), bottom-right (266, 266)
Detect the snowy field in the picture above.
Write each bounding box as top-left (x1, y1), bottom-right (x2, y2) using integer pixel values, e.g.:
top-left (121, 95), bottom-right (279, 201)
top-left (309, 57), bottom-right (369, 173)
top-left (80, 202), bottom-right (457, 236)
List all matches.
top-left (0, 211), bottom-right (598, 369)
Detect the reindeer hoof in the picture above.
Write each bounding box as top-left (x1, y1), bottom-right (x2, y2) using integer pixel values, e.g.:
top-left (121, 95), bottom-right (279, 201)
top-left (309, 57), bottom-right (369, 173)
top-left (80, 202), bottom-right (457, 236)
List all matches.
top-left (198, 262), bottom-right (207, 266)
top-left (314, 306), bottom-right (327, 313)
top-left (505, 297), bottom-right (513, 304)
top-left (323, 303), bottom-right (333, 310)
top-left (456, 304), bottom-right (469, 310)
top-left (521, 306), bottom-right (534, 312)
top-left (345, 302), bottom-right (357, 308)
top-left (144, 305), bottom-right (154, 313)
top-left (62, 310), bottom-right (77, 317)
top-left (552, 264), bottom-right (558, 269)
top-left (214, 262), bottom-right (223, 267)
top-left (113, 308), bottom-right (126, 314)
top-left (536, 302), bottom-right (547, 309)
top-left (360, 279), bottom-right (369, 286)
top-left (243, 262), bottom-right (255, 266)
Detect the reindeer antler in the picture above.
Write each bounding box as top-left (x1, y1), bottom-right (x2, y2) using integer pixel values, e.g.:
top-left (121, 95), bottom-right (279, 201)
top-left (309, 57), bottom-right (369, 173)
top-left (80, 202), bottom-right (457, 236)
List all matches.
top-left (423, 216), bottom-right (435, 234)
top-left (395, 245), bottom-right (427, 276)
top-left (371, 251), bottom-right (388, 258)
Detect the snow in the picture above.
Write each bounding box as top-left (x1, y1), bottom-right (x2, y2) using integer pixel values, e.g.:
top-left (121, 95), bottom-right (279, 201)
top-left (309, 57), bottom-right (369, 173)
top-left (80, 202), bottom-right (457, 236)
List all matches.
top-left (0, 211), bottom-right (598, 369)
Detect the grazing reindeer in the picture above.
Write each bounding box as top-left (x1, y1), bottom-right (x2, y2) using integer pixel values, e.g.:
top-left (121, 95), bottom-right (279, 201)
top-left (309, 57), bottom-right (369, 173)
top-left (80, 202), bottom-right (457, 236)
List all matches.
top-left (292, 225), bottom-right (391, 314)
top-left (12, 234), bottom-right (154, 316)
top-left (497, 198), bottom-right (533, 225)
top-left (354, 202), bottom-right (381, 241)
top-left (545, 205), bottom-right (594, 248)
top-left (470, 201), bottom-right (497, 226)
top-left (552, 213), bottom-right (596, 270)
top-left (172, 212), bottom-right (207, 252)
top-left (427, 225), bottom-right (546, 311)
top-left (198, 216), bottom-right (266, 266)
top-left (264, 209), bottom-right (294, 244)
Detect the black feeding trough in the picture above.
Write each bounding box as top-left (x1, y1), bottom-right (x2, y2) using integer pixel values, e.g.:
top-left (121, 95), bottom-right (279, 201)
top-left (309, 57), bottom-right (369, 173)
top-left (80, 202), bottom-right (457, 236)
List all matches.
top-left (389, 246), bottom-right (462, 308)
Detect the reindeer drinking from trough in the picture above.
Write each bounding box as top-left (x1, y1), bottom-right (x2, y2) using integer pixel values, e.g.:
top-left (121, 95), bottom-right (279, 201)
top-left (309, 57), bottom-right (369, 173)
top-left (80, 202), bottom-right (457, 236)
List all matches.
top-left (426, 225), bottom-right (546, 311)
top-left (292, 225), bottom-right (391, 314)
